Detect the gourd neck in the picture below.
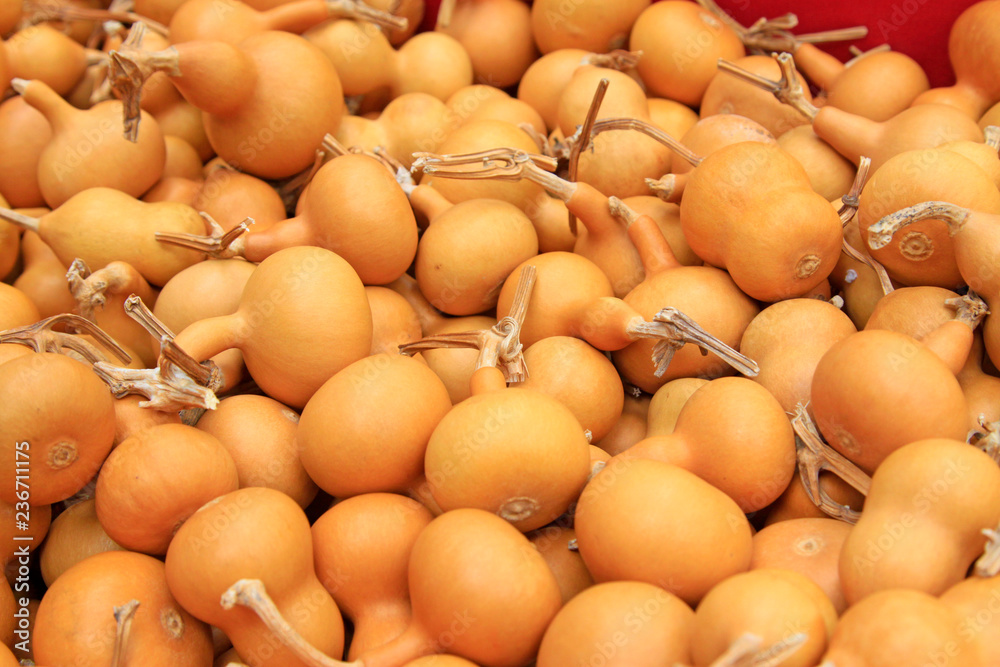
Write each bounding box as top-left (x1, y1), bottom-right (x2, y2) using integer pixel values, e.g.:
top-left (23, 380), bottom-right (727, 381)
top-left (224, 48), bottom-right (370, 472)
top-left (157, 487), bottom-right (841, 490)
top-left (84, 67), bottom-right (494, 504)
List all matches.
top-left (566, 181), bottom-right (620, 239)
top-left (13, 78), bottom-right (78, 131)
top-left (261, 0), bottom-right (330, 34)
top-left (912, 82), bottom-right (992, 120)
top-left (243, 215), bottom-right (311, 263)
top-left (470, 365), bottom-right (508, 395)
top-left (348, 602), bottom-right (412, 661)
top-left (812, 105), bottom-right (881, 166)
top-left (792, 43), bottom-right (844, 91)
top-left (409, 184), bottom-right (453, 223)
top-left (356, 621), bottom-right (435, 667)
top-left (171, 314), bottom-right (241, 367)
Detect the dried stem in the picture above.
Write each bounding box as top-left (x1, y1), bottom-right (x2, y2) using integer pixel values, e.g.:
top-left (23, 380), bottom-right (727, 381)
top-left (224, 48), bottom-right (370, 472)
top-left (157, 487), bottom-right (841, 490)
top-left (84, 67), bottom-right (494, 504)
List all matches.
top-left (155, 214), bottom-right (253, 259)
top-left (22, 1), bottom-right (169, 34)
top-left (66, 258), bottom-right (148, 321)
top-left (412, 148), bottom-right (572, 200)
top-left (111, 600), bottom-right (140, 667)
top-left (975, 523), bottom-right (1000, 577)
top-left (0, 206), bottom-right (41, 234)
top-left (434, 0), bottom-right (454, 28)
top-left (566, 78), bottom-right (609, 236)
top-left (106, 22), bottom-right (180, 141)
top-left (584, 118), bottom-right (703, 168)
top-left (699, 632), bottom-right (809, 667)
top-left (717, 53), bottom-right (819, 119)
top-left (975, 420), bottom-right (1000, 465)
top-left (326, 0), bottom-right (407, 30)
top-left (277, 149), bottom-right (328, 208)
top-left (791, 405), bottom-right (870, 523)
top-left (866, 201), bottom-right (970, 251)
top-left (0, 314), bottom-right (132, 365)
top-left (400, 265), bottom-right (536, 382)
top-left (947, 293), bottom-right (990, 329)
top-left (221, 580), bottom-right (357, 667)
top-left (645, 174), bottom-right (683, 203)
top-left (580, 49), bottom-right (643, 71)
top-left (626, 308), bottom-right (760, 378)
top-left (836, 157), bottom-right (894, 295)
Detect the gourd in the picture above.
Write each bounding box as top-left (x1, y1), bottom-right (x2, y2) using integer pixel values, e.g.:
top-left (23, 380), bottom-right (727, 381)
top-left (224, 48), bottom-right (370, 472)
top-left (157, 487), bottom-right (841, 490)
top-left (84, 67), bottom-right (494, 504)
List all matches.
top-left (702, 55), bottom-right (813, 137)
top-left (0, 96), bottom-right (51, 208)
top-left (574, 457), bottom-right (754, 605)
top-left (14, 78), bottom-right (166, 208)
top-left (3, 24), bottom-right (101, 96)
top-left (526, 523), bottom-right (594, 603)
top-left (11, 232), bottom-right (76, 319)
top-left (434, 0), bottom-right (536, 88)
top-left (536, 581), bottom-right (694, 666)
top-left (94, 423), bottom-right (240, 555)
top-left (197, 394), bottom-right (317, 508)
top-left (170, 246), bottom-right (373, 409)
top-left (611, 377), bottom-right (796, 513)
top-left (33, 550), bottom-right (214, 666)
top-left (0, 353), bottom-right (114, 506)
top-left (39, 498), bottom-right (125, 586)
top-left (530, 0), bottom-right (649, 54)
top-left (365, 286), bottom-right (422, 356)
top-left (839, 438), bottom-right (1000, 603)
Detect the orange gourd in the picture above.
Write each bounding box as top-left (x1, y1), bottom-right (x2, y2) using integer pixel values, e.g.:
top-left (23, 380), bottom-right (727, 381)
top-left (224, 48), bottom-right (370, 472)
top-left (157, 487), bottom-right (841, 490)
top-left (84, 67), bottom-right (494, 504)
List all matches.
top-left (810, 329), bottom-right (969, 474)
top-left (305, 22), bottom-right (471, 101)
top-left (526, 523), bottom-right (594, 603)
top-left (536, 581), bottom-right (694, 667)
top-left (751, 517), bottom-right (852, 614)
top-left (171, 246), bottom-right (372, 408)
top-left (940, 574), bottom-right (1000, 665)
top-left (679, 140), bottom-right (844, 302)
top-left (857, 148), bottom-right (1000, 288)
top-left (864, 285), bottom-right (960, 340)
top-left (297, 353), bottom-right (452, 498)
top-left (574, 457), bottom-right (754, 605)
top-left (0, 353), bottom-right (114, 505)
top-left (365, 286), bottom-right (422, 356)
top-left (39, 498), bottom-right (124, 587)
top-left (702, 55), bottom-right (813, 137)
top-left (34, 551), bottom-right (213, 666)
top-left (415, 198), bottom-right (537, 314)
top-left (95, 423), bottom-right (239, 555)
top-left (435, 0), bottom-right (536, 88)
top-left (909, 0), bottom-right (1000, 118)
top-left (0, 188), bottom-right (205, 286)
top-left (629, 1), bottom-right (744, 106)
top-left (611, 377), bottom-right (796, 513)
top-left (192, 166), bottom-right (287, 230)
top-left (739, 298), bottom-right (857, 413)
top-left (0, 497), bottom-right (49, 584)
top-left (514, 336), bottom-right (624, 442)
top-left (11, 232), bottom-right (75, 319)
top-left (595, 390), bottom-right (650, 456)
top-left (823, 589), bottom-right (981, 665)
top-left (0, 96), bottom-right (50, 208)
top-left (839, 438), bottom-right (1000, 603)
top-left (690, 569), bottom-right (836, 667)
top-left (110, 29), bottom-right (343, 180)
top-left (418, 314), bottom-right (496, 404)
top-left (165, 487), bottom-right (345, 667)
top-left (3, 24), bottom-right (99, 97)
top-left (312, 493), bottom-right (434, 660)
top-left (0, 282), bottom-right (39, 330)
top-left (530, 0), bottom-right (648, 54)
top-left (196, 394), bottom-right (317, 508)
top-left (15, 77), bottom-right (166, 208)
top-left (764, 471), bottom-right (866, 526)
top-left (776, 125), bottom-right (856, 201)
top-left (646, 377), bottom-right (708, 436)
top-left (958, 333), bottom-right (1000, 428)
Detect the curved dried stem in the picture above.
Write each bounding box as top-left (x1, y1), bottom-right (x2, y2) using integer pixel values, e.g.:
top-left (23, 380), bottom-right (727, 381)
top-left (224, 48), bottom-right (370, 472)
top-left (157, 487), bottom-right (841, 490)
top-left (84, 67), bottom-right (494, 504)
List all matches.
top-left (111, 600), bottom-right (140, 667)
top-left (0, 206), bottom-right (41, 234)
top-left (434, 0), bottom-right (455, 28)
top-left (838, 156), bottom-right (871, 224)
top-left (795, 25), bottom-right (869, 45)
top-left (566, 78), bottom-right (610, 236)
top-left (581, 49), bottom-right (643, 71)
top-left (412, 148), bottom-right (571, 200)
top-left (277, 149), bottom-right (327, 208)
top-left (326, 0), bottom-right (407, 30)
top-left (845, 42), bottom-right (891, 65)
top-left (155, 214), bottom-right (252, 259)
top-left (66, 258), bottom-right (148, 321)
top-left (107, 22), bottom-right (180, 141)
top-left (0, 314), bottom-right (132, 365)
top-left (518, 123), bottom-right (556, 158)
top-left (866, 201), bottom-right (970, 251)
top-left (717, 52), bottom-right (819, 119)
top-left (626, 308), bottom-right (760, 378)
top-left (585, 118), bottom-right (703, 168)
top-left (840, 241), bottom-right (894, 295)
top-left (699, 631), bottom-right (809, 667)
top-left (984, 125), bottom-right (1000, 152)
top-left (400, 266), bottom-right (536, 382)
top-left (22, 0), bottom-right (169, 34)
top-left (221, 580), bottom-right (358, 667)
top-left (975, 523), bottom-right (1000, 577)
top-left (791, 405), bottom-right (870, 523)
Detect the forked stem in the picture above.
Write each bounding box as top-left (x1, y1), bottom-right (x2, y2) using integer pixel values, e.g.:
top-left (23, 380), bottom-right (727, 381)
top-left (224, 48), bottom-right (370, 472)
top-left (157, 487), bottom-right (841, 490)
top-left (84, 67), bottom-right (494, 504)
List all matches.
top-left (221, 580), bottom-right (359, 667)
top-left (866, 201), bottom-right (970, 251)
top-left (584, 118), bottom-right (703, 168)
top-left (106, 22), bottom-right (181, 141)
top-left (66, 258), bottom-right (149, 321)
top-left (0, 314), bottom-right (132, 365)
top-left (791, 405), bottom-right (870, 523)
top-left (400, 266), bottom-right (536, 382)
top-left (111, 600), bottom-right (140, 667)
top-left (155, 215), bottom-right (253, 259)
top-left (717, 53), bottom-right (819, 120)
top-left (625, 308), bottom-right (760, 378)
top-left (947, 293), bottom-right (990, 328)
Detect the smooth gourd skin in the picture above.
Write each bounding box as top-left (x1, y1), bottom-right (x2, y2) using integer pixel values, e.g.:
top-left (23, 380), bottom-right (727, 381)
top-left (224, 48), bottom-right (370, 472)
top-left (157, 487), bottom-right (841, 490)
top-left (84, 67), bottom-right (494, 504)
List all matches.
top-left (826, 51), bottom-right (930, 122)
top-left (34, 551), bottom-right (213, 667)
top-left (0, 96), bottom-right (50, 208)
top-left (536, 581), bottom-right (694, 667)
top-left (298, 353), bottom-right (452, 498)
top-left (863, 285), bottom-right (961, 341)
top-left (530, 0), bottom-right (649, 54)
top-left (39, 498), bottom-right (125, 587)
top-left (165, 487), bottom-right (345, 667)
top-left (701, 55), bottom-right (812, 138)
top-left (574, 458), bottom-right (754, 605)
top-left (424, 387), bottom-right (592, 532)
top-left (810, 329), bottom-right (969, 474)
top-left (312, 493), bottom-right (434, 660)
top-left (0, 353), bottom-right (115, 506)
top-left (839, 439), bottom-right (1000, 604)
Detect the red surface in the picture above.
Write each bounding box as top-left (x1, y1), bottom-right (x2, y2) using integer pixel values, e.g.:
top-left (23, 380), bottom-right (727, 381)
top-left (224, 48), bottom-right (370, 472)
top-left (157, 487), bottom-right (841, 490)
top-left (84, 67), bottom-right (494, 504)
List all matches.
top-left (421, 0), bottom-right (982, 89)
